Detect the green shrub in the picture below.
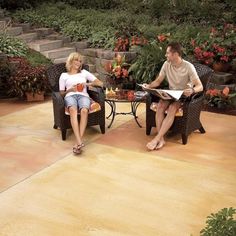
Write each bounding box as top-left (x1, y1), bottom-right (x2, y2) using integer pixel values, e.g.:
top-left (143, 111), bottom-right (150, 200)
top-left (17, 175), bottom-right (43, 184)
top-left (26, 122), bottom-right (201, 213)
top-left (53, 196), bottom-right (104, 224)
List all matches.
top-left (200, 207), bottom-right (236, 236)
top-left (0, 34), bottom-right (27, 57)
top-left (129, 40), bottom-right (167, 84)
top-left (0, 54), bottom-right (13, 98)
top-left (62, 22), bottom-right (91, 41)
top-left (25, 49), bottom-right (52, 67)
top-left (88, 27), bottom-right (115, 49)
top-left (60, 0), bottom-right (118, 9)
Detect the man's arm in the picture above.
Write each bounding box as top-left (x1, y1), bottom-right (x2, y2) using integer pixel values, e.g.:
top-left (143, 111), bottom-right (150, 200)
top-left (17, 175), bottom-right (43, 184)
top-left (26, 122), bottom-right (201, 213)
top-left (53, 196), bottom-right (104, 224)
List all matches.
top-left (145, 74), bottom-right (165, 89)
top-left (183, 78), bottom-right (203, 97)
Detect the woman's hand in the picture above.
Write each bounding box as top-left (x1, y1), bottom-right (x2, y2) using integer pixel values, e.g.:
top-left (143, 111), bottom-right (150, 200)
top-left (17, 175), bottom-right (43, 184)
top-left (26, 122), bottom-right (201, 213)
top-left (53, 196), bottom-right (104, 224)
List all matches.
top-left (142, 83), bottom-right (151, 89)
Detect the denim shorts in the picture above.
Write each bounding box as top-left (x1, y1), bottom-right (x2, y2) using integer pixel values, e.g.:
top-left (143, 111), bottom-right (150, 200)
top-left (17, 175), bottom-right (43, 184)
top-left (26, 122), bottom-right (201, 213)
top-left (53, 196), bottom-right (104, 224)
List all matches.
top-left (64, 94), bottom-right (91, 110)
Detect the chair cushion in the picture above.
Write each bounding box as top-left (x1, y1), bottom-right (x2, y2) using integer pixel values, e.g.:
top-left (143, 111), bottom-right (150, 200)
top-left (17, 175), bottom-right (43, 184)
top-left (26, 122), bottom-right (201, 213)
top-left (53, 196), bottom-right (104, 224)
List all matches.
top-left (65, 99), bottom-right (101, 115)
top-left (150, 102), bottom-right (183, 117)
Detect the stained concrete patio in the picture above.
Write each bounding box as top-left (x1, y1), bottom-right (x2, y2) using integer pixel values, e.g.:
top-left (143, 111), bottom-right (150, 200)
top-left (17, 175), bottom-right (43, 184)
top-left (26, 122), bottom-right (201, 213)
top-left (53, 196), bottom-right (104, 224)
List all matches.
top-left (0, 98), bottom-right (235, 236)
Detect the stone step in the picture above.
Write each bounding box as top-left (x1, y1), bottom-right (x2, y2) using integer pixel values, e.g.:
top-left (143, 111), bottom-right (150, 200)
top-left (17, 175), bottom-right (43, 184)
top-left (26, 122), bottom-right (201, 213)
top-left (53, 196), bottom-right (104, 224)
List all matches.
top-left (81, 55), bottom-right (96, 64)
top-left (52, 57), bottom-right (68, 64)
top-left (45, 33), bottom-right (71, 44)
top-left (16, 32), bottom-right (38, 43)
top-left (0, 20), bottom-right (6, 30)
top-left (74, 40), bottom-right (90, 50)
top-left (33, 27), bottom-right (54, 38)
top-left (4, 26), bottom-right (23, 36)
top-left (42, 47), bottom-right (75, 59)
top-left (28, 39), bottom-right (63, 52)
top-left (13, 22), bottom-right (31, 32)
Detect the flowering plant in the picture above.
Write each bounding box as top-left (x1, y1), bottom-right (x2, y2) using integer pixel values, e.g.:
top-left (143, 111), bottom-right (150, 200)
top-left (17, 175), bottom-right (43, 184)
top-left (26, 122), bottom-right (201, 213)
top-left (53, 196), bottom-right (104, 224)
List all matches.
top-left (104, 54), bottom-right (129, 80)
top-left (205, 86), bottom-right (236, 108)
top-left (192, 24), bottom-right (236, 65)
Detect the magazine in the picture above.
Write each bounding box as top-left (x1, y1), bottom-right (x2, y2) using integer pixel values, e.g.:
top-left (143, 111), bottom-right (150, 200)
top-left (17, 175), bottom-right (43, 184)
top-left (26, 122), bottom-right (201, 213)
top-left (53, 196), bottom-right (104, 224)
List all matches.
top-left (137, 83), bottom-right (184, 101)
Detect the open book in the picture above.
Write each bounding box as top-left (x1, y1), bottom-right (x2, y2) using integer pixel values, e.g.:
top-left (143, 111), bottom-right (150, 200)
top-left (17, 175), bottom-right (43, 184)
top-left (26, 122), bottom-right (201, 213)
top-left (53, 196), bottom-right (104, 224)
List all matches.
top-left (137, 84), bottom-right (184, 101)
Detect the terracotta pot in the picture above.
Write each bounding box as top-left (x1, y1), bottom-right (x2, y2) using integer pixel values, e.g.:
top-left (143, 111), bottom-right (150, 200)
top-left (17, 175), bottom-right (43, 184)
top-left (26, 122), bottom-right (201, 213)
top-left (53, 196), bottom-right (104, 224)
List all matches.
top-left (212, 62), bottom-right (231, 72)
top-left (25, 92), bottom-right (44, 102)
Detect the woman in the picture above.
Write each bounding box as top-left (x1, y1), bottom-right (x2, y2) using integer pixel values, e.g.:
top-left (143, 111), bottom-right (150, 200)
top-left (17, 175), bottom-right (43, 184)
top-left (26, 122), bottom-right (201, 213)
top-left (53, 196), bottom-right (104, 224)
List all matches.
top-left (59, 52), bottom-right (103, 155)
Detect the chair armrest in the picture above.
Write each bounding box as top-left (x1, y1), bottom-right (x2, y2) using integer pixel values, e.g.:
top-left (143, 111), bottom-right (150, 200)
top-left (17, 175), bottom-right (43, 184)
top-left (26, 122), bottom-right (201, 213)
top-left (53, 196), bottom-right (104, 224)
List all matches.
top-left (52, 92), bottom-right (65, 108)
top-left (88, 86), bottom-right (105, 104)
top-left (182, 92), bottom-right (204, 116)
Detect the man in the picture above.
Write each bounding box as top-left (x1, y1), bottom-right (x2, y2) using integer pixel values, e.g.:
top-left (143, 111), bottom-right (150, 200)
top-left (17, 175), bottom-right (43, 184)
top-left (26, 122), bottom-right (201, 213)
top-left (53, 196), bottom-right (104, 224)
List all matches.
top-left (144, 42), bottom-right (203, 150)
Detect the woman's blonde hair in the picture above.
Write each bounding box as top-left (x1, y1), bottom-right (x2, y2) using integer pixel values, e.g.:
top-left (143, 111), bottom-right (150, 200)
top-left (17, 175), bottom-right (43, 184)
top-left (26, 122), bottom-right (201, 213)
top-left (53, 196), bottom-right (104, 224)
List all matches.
top-left (66, 52), bottom-right (82, 72)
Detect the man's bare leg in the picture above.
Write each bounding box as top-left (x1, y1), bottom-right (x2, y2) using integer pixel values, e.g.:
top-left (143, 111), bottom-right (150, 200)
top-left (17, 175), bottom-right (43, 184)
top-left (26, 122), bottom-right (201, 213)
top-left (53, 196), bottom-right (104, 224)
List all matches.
top-left (146, 100), bottom-right (170, 150)
top-left (147, 101), bottom-right (181, 150)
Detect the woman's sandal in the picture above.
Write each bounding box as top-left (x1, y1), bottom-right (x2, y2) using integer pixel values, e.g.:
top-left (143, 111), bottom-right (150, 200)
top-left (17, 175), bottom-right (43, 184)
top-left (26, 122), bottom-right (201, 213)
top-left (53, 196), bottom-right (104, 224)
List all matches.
top-left (72, 144), bottom-right (83, 155)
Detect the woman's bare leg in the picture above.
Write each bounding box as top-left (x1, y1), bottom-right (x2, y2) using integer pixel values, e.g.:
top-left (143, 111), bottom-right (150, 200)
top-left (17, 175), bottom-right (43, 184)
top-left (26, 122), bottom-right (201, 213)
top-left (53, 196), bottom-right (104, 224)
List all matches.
top-left (79, 108), bottom-right (89, 139)
top-left (69, 106), bottom-right (82, 146)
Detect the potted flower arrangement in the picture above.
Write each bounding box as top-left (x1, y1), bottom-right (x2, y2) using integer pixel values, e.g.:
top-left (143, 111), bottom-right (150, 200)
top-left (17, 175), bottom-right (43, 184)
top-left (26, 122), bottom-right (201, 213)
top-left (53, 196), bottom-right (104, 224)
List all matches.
top-left (104, 54), bottom-right (135, 89)
top-left (205, 86), bottom-right (236, 109)
top-left (7, 57), bottom-right (49, 101)
top-left (192, 24), bottom-right (236, 72)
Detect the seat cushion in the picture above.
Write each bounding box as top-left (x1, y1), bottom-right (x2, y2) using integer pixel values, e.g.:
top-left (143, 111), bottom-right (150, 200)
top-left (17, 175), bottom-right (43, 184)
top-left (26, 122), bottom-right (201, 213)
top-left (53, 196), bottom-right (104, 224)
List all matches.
top-left (150, 102), bottom-right (183, 117)
top-left (65, 99), bottom-right (101, 115)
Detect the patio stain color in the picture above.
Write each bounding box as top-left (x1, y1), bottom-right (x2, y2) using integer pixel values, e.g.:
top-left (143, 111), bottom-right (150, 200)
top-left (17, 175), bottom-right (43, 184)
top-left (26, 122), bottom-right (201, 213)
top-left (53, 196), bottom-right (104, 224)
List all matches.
top-left (0, 99), bottom-right (235, 236)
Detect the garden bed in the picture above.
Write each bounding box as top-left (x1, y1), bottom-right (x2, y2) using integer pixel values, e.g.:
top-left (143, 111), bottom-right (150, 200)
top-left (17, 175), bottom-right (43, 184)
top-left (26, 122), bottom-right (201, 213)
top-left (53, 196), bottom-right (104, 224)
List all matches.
top-left (202, 105), bottom-right (236, 116)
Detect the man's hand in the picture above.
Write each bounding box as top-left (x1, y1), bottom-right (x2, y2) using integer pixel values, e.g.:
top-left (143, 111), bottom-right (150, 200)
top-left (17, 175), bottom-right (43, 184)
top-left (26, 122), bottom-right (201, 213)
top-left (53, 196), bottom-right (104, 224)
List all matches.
top-left (183, 88), bottom-right (194, 97)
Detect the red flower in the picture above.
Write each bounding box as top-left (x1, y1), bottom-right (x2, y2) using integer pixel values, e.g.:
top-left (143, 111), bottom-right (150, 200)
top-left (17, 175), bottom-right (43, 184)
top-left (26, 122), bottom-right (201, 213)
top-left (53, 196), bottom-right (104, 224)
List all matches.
top-left (157, 34), bottom-right (167, 42)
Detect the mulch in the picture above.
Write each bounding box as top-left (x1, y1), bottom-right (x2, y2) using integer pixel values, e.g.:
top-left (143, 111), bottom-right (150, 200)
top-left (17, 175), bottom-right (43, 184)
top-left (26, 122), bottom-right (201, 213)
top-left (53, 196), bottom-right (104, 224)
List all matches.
top-left (202, 105), bottom-right (236, 116)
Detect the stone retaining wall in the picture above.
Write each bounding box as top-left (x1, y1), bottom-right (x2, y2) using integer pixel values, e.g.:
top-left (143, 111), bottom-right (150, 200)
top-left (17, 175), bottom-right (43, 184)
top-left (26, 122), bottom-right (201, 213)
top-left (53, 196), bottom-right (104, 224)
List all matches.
top-left (75, 41), bottom-right (137, 84)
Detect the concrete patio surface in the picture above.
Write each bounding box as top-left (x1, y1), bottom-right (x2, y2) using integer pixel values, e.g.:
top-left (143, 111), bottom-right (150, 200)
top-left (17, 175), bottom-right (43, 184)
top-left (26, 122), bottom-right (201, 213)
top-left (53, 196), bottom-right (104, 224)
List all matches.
top-left (0, 98), bottom-right (235, 236)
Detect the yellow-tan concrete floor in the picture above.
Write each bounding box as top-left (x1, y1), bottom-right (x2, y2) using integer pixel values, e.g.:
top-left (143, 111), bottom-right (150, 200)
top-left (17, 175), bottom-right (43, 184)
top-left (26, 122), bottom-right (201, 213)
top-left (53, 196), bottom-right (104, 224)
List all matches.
top-left (0, 98), bottom-right (235, 236)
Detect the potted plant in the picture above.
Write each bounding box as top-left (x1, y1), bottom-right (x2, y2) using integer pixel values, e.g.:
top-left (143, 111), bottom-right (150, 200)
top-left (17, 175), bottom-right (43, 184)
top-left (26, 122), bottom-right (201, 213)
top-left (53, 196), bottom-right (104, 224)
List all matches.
top-left (104, 54), bottom-right (135, 89)
top-left (7, 57), bottom-right (49, 101)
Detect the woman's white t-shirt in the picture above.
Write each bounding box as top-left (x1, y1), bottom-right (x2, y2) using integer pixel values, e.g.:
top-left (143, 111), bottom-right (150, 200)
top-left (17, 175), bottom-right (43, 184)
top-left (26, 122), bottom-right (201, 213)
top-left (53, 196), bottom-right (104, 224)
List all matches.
top-left (59, 69), bottom-right (96, 98)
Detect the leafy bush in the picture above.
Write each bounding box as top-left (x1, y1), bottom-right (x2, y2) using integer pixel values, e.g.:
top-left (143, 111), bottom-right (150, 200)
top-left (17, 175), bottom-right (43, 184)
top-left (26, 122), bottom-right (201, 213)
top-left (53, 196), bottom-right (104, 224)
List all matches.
top-left (7, 57), bottom-right (49, 97)
top-left (62, 22), bottom-right (91, 41)
top-left (88, 27), bottom-right (115, 49)
top-left (25, 49), bottom-right (52, 67)
top-left (0, 34), bottom-right (27, 57)
top-left (128, 41), bottom-right (167, 84)
top-left (60, 0), bottom-right (118, 9)
top-left (0, 54), bottom-right (13, 97)
top-left (200, 207), bottom-right (236, 236)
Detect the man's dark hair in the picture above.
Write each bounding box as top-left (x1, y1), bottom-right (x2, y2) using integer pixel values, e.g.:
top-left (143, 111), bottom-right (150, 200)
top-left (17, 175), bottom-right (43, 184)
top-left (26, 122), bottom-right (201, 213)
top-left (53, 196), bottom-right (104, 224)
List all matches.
top-left (167, 42), bottom-right (182, 56)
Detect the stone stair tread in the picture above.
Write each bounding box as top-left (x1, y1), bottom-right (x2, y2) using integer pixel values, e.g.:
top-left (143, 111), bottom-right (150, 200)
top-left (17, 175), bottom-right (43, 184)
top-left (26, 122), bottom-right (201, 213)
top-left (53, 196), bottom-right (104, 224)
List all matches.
top-left (28, 39), bottom-right (62, 45)
top-left (28, 39), bottom-right (63, 52)
top-left (42, 47), bottom-right (75, 59)
top-left (4, 26), bottom-right (23, 36)
top-left (53, 57), bottom-right (68, 64)
top-left (16, 32), bottom-right (38, 43)
top-left (43, 47), bottom-right (75, 53)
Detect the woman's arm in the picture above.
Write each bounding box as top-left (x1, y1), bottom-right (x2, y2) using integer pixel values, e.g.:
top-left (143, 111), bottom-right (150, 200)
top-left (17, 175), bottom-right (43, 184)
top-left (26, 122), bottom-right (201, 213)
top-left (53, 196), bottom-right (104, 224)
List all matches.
top-left (60, 86), bottom-right (77, 97)
top-left (87, 78), bottom-right (103, 88)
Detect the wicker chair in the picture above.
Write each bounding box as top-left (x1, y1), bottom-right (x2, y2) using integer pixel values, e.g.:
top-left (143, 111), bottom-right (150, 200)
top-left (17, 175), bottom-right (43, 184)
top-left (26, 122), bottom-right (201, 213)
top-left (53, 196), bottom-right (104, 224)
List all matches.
top-left (146, 63), bottom-right (213, 144)
top-left (47, 63), bottom-right (105, 140)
